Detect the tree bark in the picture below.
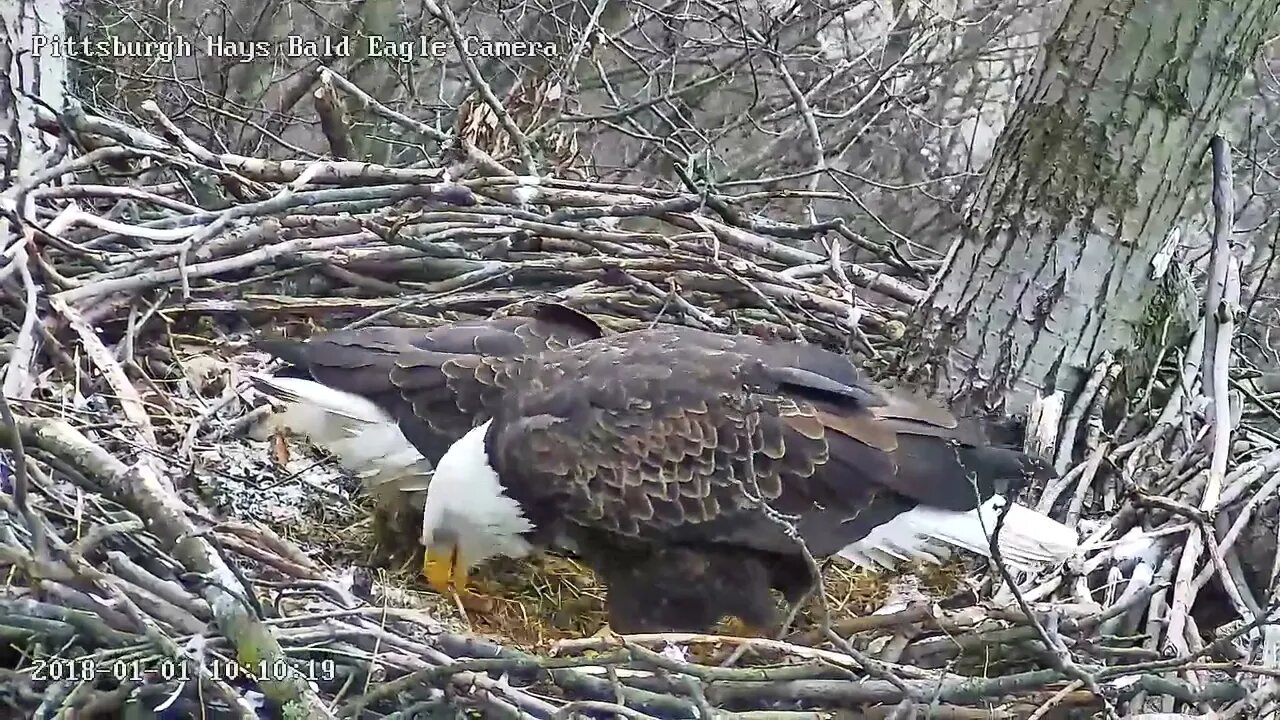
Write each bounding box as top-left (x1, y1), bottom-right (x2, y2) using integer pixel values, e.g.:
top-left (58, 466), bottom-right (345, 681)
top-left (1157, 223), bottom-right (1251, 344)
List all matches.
top-left (898, 0), bottom-right (1280, 415)
top-left (0, 0), bottom-right (67, 183)
top-left (1, 0), bottom-right (66, 400)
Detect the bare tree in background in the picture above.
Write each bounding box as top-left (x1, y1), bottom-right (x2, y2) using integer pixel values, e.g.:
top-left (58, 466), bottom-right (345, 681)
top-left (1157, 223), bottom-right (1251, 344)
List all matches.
top-left (67, 0), bottom-right (1058, 262)
top-left (1, 0), bottom-right (67, 191)
top-left (898, 0), bottom-right (1280, 413)
top-left (1, 0), bottom-right (67, 399)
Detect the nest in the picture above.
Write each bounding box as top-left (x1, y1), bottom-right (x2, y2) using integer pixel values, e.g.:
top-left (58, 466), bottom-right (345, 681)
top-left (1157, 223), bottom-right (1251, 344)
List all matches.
top-left (2, 92), bottom-right (1280, 720)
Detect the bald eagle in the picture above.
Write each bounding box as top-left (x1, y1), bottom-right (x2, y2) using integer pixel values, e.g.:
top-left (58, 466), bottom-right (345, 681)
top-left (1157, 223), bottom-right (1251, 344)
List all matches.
top-left (257, 314), bottom-right (1078, 633)
top-left (248, 302), bottom-right (603, 559)
top-left (415, 324), bottom-right (1078, 632)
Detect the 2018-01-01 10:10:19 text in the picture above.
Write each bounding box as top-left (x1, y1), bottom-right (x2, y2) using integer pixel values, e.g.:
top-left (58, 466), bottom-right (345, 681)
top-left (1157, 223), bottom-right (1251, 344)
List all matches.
top-left (30, 655), bottom-right (339, 683)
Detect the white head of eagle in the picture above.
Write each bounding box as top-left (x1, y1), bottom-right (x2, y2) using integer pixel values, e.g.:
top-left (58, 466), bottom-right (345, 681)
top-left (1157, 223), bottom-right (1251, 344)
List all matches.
top-left (420, 419), bottom-right (533, 594)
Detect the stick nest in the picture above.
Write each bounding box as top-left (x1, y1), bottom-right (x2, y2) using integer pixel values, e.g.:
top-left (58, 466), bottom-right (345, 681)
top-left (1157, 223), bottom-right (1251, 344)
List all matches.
top-left (2, 99), bottom-right (1280, 720)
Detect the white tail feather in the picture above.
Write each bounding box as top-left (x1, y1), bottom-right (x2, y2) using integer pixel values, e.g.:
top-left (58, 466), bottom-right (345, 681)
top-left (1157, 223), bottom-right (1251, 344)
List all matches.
top-left (250, 375), bottom-right (392, 425)
top-left (250, 375), bottom-right (433, 495)
top-left (837, 496), bottom-right (1078, 573)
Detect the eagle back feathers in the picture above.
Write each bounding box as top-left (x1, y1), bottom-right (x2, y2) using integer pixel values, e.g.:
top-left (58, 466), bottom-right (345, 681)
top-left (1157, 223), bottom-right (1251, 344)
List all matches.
top-left (481, 325), bottom-right (1044, 560)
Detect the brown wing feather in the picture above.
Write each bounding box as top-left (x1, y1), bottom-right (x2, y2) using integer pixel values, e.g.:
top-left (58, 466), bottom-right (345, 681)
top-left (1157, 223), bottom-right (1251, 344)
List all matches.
top-left (254, 303), bottom-right (604, 461)
top-left (487, 329), bottom-right (840, 556)
top-left (485, 324), bottom-right (1042, 560)
top-left (873, 390), bottom-right (960, 429)
top-left (810, 408), bottom-right (897, 451)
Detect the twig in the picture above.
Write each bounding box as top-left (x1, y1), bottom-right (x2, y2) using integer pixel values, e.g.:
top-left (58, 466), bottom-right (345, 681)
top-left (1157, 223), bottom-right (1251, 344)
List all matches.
top-left (1166, 136), bottom-right (1242, 659)
top-left (0, 391), bottom-right (44, 559)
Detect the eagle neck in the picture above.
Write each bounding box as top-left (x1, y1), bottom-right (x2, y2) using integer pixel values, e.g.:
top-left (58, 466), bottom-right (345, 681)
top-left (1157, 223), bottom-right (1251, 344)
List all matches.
top-left (478, 409), bottom-right (563, 545)
top-left (421, 419), bottom-right (535, 565)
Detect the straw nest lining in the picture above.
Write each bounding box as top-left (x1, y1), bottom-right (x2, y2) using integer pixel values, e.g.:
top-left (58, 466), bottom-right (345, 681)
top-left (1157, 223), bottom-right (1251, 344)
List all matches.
top-left (235, 439), bottom-right (971, 651)
top-left (0, 96), bottom-right (1278, 720)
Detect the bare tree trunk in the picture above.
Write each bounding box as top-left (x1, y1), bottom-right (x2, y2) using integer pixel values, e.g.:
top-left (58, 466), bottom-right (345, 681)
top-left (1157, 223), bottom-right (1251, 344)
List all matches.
top-left (898, 0), bottom-right (1280, 414)
top-left (1, 0), bottom-right (66, 399)
top-left (0, 0), bottom-right (66, 181)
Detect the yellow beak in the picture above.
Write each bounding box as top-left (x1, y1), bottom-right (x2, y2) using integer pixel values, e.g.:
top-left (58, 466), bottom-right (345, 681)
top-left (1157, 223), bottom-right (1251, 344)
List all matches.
top-left (422, 545), bottom-right (468, 596)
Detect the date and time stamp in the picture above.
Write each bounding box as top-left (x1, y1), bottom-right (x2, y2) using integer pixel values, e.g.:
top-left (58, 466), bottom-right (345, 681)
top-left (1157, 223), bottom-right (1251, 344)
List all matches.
top-left (27, 654), bottom-right (337, 685)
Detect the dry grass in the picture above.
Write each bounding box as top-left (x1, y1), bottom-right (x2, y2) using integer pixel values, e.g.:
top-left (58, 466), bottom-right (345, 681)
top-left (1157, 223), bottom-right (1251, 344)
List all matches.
top-left (298, 506), bottom-right (969, 650)
top-left (455, 554), bottom-right (972, 651)
top-left (248, 442), bottom-right (973, 652)
top-left (468, 555), bottom-right (609, 646)
top-left (818, 556), bottom-right (969, 617)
